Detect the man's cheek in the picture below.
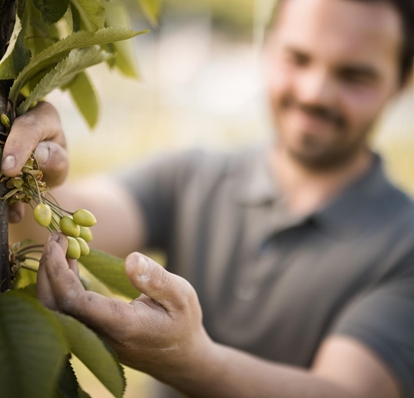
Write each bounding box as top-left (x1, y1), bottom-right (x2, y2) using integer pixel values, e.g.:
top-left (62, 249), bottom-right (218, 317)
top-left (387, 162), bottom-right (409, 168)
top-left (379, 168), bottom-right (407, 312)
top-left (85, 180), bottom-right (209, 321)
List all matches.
top-left (267, 63), bottom-right (295, 100)
top-left (341, 106), bottom-right (377, 137)
top-left (341, 89), bottom-right (384, 122)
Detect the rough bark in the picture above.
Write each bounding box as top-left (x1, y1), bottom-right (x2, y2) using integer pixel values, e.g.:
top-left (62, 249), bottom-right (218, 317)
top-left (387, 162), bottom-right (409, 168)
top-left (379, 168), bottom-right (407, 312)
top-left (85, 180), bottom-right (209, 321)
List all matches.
top-left (0, 82), bottom-right (10, 292)
top-left (0, 0), bottom-right (17, 56)
top-left (0, 0), bottom-right (17, 292)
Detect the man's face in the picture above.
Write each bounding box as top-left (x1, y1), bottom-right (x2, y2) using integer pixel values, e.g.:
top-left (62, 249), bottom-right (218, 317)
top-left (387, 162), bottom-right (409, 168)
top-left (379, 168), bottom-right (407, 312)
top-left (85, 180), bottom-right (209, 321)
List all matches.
top-left (266, 0), bottom-right (403, 169)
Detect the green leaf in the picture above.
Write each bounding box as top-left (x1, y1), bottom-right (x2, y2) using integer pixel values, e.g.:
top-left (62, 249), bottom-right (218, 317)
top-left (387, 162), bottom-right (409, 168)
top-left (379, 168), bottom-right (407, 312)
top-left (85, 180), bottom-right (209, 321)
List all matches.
top-left (70, 0), bottom-right (106, 31)
top-left (18, 46), bottom-right (113, 114)
top-left (54, 312), bottom-right (126, 398)
top-left (64, 5), bottom-right (74, 32)
top-left (53, 358), bottom-right (92, 398)
top-left (25, 2), bottom-right (61, 57)
top-left (71, 4), bottom-right (82, 32)
top-left (64, 4), bottom-right (81, 33)
top-left (137, 0), bottom-right (162, 27)
top-left (0, 14), bottom-right (31, 80)
top-left (66, 71), bottom-right (99, 128)
top-left (17, 0), bottom-right (27, 18)
top-left (79, 249), bottom-right (140, 299)
top-left (8, 27), bottom-right (147, 104)
top-left (33, 0), bottom-right (70, 25)
top-left (76, 263), bottom-right (115, 296)
top-left (13, 268), bottom-right (38, 290)
top-left (57, 358), bottom-right (81, 398)
top-left (77, 390), bottom-right (92, 398)
top-left (104, 1), bottom-right (139, 78)
top-left (17, 283), bottom-right (38, 298)
top-left (0, 292), bottom-right (67, 398)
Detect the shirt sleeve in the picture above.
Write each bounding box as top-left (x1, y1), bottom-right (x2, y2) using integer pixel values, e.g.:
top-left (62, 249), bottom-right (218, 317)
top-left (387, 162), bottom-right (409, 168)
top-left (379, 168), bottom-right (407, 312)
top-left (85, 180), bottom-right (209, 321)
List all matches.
top-left (331, 278), bottom-right (414, 398)
top-left (115, 150), bottom-right (202, 250)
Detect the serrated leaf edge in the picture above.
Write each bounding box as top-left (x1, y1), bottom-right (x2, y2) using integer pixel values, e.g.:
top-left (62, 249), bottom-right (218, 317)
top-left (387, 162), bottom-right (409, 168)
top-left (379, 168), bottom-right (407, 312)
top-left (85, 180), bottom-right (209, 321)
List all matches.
top-left (8, 27), bottom-right (148, 104)
top-left (18, 46), bottom-right (112, 114)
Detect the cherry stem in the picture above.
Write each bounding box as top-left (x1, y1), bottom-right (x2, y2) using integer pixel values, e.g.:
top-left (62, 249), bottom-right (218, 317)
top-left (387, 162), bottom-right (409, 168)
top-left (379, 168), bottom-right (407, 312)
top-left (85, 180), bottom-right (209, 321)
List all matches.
top-left (20, 263), bottom-right (38, 273)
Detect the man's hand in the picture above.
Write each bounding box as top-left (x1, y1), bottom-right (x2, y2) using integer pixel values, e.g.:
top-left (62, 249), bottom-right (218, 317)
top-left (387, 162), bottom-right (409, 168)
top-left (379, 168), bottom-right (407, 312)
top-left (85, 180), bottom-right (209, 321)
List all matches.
top-left (37, 233), bottom-right (213, 380)
top-left (37, 233), bottom-right (403, 398)
top-left (2, 102), bottom-right (68, 223)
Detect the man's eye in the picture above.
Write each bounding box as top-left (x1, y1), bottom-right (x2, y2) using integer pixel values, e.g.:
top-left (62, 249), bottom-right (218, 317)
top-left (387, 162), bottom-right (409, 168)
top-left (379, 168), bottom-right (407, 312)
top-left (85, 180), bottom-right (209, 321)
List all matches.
top-left (285, 53), bottom-right (309, 67)
top-left (339, 71), bottom-right (374, 85)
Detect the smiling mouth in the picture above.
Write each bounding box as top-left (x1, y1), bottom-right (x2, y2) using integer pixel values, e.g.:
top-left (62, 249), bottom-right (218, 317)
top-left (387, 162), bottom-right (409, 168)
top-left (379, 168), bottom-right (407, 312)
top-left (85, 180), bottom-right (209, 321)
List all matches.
top-left (279, 96), bottom-right (343, 126)
top-left (288, 109), bottom-right (339, 133)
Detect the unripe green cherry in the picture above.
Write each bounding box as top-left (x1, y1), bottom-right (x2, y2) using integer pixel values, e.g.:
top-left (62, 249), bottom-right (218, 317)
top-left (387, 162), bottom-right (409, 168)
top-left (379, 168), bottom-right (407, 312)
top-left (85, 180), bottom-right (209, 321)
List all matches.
top-left (76, 237), bottom-right (90, 256)
top-left (73, 209), bottom-right (97, 227)
top-left (1, 114), bottom-right (10, 128)
top-left (33, 203), bottom-right (52, 227)
top-left (79, 226), bottom-right (93, 242)
top-left (66, 237), bottom-right (81, 259)
top-left (60, 216), bottom-right (81, 237)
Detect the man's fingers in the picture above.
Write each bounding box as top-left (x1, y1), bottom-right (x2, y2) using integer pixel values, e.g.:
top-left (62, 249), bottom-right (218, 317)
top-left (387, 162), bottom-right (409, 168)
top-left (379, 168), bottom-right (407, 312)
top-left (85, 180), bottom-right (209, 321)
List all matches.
top-left (37, 241), bottom-right (60, 311)
top-left (8, 201), bottom-right (25, 223)
top-left (125, 253), bottom-right (195, 313)
top-left (43, 239), bottom-right (86, 311)
top-left (2, 102), bottom-right (65, 177)
top-left (52, 232), bottom-right (68, 253)
top-left (43, 238), bottom-right (136, 338)
top-left (34, 141), bottom-right (68, 186)
top-left (37, 234), bottom-right (69, 311)
top-left (68, 258), bottom-right (80, 278)
top-left (51, 233), bottom-right (79, 275)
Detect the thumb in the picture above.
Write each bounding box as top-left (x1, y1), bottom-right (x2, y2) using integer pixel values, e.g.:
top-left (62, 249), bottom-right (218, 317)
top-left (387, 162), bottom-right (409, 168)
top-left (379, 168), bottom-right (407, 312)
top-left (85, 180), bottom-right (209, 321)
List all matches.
top-left (125, 253), bottom-right (194, 313)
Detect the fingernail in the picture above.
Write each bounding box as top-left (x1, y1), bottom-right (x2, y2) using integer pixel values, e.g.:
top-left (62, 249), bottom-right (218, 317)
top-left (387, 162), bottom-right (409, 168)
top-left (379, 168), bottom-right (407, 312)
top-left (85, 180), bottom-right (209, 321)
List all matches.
top-left (2, 155), bottom-right (16, 171)
top-left (9, 211), bottom-right (21, 223)
top-left (35, 142), bottom-right (50, 165)
top-left (48, 233), bottom-right (59, 242)
top-left (130, 253), bottom-right (149, 277)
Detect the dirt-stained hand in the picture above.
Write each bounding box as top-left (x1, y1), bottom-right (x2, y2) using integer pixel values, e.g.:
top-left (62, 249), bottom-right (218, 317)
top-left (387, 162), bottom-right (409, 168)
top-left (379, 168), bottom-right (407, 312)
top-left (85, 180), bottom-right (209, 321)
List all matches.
top-left (2, 102), bottom-right (68, 223)
top-left (37, 233), bottom-right (213, 382)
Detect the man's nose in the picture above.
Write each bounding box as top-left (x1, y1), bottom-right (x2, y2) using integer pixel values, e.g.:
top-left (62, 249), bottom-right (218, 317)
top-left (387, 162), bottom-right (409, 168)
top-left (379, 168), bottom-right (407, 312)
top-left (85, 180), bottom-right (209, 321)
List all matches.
top-left (294, 67), bottom-right (336, 107)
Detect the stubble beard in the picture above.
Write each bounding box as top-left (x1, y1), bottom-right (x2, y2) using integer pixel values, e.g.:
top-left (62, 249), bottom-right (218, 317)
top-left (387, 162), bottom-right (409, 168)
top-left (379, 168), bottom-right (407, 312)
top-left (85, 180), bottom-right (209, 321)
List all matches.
top-left (287, 130), bottom-right (369, 171)
top-left (273, 99), bottom-right (373, 172)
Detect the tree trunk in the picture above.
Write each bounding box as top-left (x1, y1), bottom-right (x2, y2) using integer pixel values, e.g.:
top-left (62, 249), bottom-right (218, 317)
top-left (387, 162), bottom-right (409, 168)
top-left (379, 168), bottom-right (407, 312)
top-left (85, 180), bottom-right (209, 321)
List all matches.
top-left (0, 0), bottom-right (17, 292)
top-left (0, 81), bottom-right (10, 292)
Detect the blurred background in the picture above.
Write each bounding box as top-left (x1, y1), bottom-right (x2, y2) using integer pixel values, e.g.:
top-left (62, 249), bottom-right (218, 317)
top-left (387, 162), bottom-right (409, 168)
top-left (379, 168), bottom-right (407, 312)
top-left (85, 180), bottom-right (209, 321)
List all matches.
top-left (46, 0), bottom-right (414, 396)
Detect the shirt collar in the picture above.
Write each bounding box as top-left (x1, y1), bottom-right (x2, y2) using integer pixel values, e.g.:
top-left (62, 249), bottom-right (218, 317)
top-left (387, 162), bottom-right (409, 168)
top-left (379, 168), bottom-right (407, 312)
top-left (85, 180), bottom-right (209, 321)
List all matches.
top-left (232, 148), bottom-right (392, 239)
top-left (313, 153), bottom-right (391, 239)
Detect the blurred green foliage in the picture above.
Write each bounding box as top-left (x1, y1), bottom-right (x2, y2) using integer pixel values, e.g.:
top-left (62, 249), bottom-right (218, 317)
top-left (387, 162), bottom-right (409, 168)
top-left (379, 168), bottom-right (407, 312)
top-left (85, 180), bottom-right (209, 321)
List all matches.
top-left (126, 0), bottom-right (257, 33)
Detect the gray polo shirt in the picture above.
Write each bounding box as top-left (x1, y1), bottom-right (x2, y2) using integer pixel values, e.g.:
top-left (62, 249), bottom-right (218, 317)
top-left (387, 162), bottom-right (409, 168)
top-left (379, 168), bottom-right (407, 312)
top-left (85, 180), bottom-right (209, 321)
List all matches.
top-left (118, 147), bottom-right (414, 397)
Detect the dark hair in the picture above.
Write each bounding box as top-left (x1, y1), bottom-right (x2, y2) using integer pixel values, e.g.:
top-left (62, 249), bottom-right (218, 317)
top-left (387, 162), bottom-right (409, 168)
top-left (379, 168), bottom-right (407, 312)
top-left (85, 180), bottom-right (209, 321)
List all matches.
top-left (269, 0), bottom-right (414, 84)
top-left (390, 0), bottom-right (414, 83)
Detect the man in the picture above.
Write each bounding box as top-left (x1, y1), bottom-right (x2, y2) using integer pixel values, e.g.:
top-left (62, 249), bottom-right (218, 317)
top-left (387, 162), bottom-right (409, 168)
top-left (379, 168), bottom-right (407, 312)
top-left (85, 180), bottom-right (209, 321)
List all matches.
top-left (4, 0), bottom-right (414, 397)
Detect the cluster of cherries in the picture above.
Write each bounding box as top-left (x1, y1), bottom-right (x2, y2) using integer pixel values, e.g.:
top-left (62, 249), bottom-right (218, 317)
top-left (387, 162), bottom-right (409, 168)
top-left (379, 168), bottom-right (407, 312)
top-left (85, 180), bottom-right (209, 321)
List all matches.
top-left (1, 112), bottom-right (96, 261)
top-left (34, 204), bottom-right (96, 259)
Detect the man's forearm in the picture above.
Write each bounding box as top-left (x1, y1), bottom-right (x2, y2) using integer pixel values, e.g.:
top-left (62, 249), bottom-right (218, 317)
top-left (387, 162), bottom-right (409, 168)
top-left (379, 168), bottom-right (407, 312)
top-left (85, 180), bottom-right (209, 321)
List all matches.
top-left (163, 342), bottom-right (356, 398)
top-left (37, 238), bottom-right (398, 398)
